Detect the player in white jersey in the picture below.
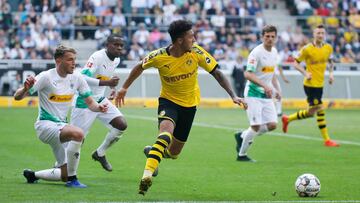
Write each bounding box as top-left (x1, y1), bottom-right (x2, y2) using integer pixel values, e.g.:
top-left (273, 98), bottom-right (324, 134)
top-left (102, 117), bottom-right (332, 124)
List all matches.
top-left (14, 46), bottom-right (108, 188)
top-left (70, 34), bottom-right (127, 172)
top-left (234, 25), bottom-right (281, 162)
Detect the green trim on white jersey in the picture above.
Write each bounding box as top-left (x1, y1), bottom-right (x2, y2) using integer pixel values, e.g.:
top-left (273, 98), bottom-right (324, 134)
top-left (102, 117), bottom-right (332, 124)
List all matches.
top-left (39, 107), bottom-right (66, 123)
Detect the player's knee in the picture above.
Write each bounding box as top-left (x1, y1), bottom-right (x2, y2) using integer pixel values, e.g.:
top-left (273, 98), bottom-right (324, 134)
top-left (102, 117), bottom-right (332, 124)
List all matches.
top-left (251, 125), bottom-right (260, 132)
top-left (111, 117), bottom-right (127, 131)
top-left (71, 128), bottom-right (84, 142)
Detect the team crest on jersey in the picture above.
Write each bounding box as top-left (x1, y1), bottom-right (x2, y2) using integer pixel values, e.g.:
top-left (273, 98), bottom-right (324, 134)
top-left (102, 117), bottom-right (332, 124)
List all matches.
top-left (205, 57), bottom-right (211, 64)
top-left (186, 59), bottom-right (192, 65)
top-left (159, 110), bottom-right (166, 117)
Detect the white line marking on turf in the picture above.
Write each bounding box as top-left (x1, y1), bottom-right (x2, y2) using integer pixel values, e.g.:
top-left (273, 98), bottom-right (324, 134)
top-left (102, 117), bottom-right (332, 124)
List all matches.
top-left (126, 115), bottom-right (360, 147)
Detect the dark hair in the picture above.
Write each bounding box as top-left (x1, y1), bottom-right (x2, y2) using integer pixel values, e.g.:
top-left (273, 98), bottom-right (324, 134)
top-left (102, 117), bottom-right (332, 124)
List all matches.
top-left (106, 34), bottom-right (123, 44)
top-left (316, 24), bottom-right (325, 29)
top-left (54, 45), bottom-right (76, 59)
top-left (168, 20), bottom-right (193, 43)
top-left (262, 25), bottom-right (277, 36)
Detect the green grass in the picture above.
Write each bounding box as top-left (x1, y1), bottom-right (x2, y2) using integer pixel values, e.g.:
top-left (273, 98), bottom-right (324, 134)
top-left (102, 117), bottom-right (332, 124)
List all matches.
top-left (1, 107), bottom-right (360, 202)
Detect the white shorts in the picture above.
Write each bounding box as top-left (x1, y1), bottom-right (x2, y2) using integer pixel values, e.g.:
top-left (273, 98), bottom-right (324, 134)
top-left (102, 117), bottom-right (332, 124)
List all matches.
top-left (70, 98), bottom-right (123, 136)
top-left (245, 97), bottom-right (278, 126)
top-left (34, 120), bottom-right (67, 167)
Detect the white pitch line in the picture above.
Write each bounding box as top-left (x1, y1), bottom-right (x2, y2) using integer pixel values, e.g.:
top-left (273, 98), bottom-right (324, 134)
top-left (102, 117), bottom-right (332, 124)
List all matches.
top-left (126, 115), bottom-right (360, 146)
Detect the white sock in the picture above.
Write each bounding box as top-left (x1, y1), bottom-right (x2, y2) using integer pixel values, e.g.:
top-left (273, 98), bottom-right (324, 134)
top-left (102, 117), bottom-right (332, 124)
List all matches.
top-left (35, 168), bottom-right (61, 181)
top-left (275, 99), bottom-right (282, 116)
top-left (97, 128), bottom-right (123, 156)
top-left (258, 124), bottom-right (269, 135)
top-left (239, 127), bottom-right (258, 156)
top-left (66, 141), bottom-right (82, 177)
top-left (142, 169), bottom-right (152, 179)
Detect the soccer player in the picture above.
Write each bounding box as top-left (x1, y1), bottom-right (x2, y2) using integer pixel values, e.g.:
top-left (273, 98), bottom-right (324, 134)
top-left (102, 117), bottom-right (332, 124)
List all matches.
top-left (70, 34), bottom-right (127, 172)
top-left (14, 45), bottom-right (108, 188)
top-left (115, 20), bottom-right (247, 195)
top-left (234, 25), bottom-right (281, 162)
top-left (281, 25), bottom-right (339, 147)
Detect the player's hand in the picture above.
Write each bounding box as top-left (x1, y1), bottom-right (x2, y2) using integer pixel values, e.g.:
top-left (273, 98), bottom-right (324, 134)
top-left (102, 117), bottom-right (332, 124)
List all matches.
top-left (232, 96), bottom-right (248, 110)
top-left (24, 76), bottom-right (36, 90)
top-left (98, 103), bottom-right (108, 113)
top-left (264, 86), bottom-right (273, 98)
top-left (107, 76), bottom-right (120, 87)
top-left (305, 72), bottom-right (312, 80)
top-left (275, 91), bottom-right (281, 100)
top-left (108, 88), bottom-right (116, 100)
top-left (115, 87), bottom-right (127, 107)
top-left (329, 74), bottom-right (334, 85)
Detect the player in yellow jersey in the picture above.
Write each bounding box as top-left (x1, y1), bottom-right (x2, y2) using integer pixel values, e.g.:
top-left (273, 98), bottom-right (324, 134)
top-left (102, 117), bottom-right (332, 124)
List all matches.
top-left (282, 25), bottom-right (339, 147)
top-left (115, 20), bottom-right (247, 195)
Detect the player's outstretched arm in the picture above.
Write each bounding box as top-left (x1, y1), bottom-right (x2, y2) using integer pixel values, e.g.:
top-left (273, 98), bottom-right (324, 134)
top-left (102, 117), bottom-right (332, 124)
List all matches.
top-left (14, 76), bottom-right (35, 100)
top-left (210, 68), bottom-right (247, 109)
top-left (115, 62), bottom-right (144, 107)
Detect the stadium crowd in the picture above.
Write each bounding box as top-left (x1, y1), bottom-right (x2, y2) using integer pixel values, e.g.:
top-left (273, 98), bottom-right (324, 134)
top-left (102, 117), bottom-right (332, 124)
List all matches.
top-left (0, 0), bottom-right (359, 64)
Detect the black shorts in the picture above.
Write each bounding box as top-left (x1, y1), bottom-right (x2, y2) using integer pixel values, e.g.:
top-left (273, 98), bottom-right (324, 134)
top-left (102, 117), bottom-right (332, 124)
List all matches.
top-left (157, 97), bottom-right (197, 142)
top-left (304, 86), bottom-right (323, 106)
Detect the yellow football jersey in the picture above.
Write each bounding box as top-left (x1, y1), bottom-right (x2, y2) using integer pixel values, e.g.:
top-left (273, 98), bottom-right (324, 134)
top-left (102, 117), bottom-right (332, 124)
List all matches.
top-left (142, 44), bottom-right (218, 107)
top-left (295, 43), bottom-right (333, 87)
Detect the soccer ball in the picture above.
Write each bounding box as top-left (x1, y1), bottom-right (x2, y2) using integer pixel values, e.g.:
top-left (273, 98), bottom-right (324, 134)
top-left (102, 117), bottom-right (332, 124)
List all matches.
top-left (295, 173), bottom-right (321, 197)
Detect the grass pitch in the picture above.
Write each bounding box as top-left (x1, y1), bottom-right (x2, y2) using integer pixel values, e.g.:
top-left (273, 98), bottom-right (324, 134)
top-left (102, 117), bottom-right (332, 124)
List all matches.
top-left (1, 107), bottom-right (360, 202)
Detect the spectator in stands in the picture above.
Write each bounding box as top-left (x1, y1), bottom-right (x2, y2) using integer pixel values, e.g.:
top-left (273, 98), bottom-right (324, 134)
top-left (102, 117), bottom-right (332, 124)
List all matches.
top-left (127, 43), bottom-right (145, 60)
top-left (94, 26), bottom-right (111, 49)
top-left (348, 7), bottom-right (360, 29)
top-left (56, 5), bottom-right (75, 40)
top-left (66, 0), bottom-right (79, 18)
top-left (210, 9), bottom-right (226, 28)
top-left (9, 43), bottom-right (26, 59)
top-left (81, 0), bottom-right (95, 13)
top-left (83, 9), bottom-right (98, 26)
top-left (162, 0), bottom-right (177, 25)
top-left (0, 40), bottom-right (9, 59)
top-left (185, 4), bottom-right (198, 24)
top-left (21, 34), bottom-right (36, 50)
top-left (307, 10), bottom-right (323, 29)
top-left (231, 56), bottom-right (246, 97)
top-left (199, 21), bottom-right (216, 45)
top-left (41, 10), bottom-right (58, 28)
top-left (133, 23), bottom-right (150, 46)
top-left (325, 10), bottom-right (339, 31)
top-left (111, 8), bottom-right (126, 27)
top-left (17, 23), bottom-right (30, 42)
top-left (52, 0), bottom-right (64, 12)
top-left (316, 3), bottom-right (330, 16)
top-left (296, 0), bottom-right (313, 15)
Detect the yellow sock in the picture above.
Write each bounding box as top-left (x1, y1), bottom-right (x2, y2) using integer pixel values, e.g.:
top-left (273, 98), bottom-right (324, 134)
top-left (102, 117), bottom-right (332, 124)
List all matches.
top-left (317, 110), bottom-right (330, 141)
top-left (288, 109), bottom-right (311, 122)
top-left (144, 132), bottom-right (172, 174)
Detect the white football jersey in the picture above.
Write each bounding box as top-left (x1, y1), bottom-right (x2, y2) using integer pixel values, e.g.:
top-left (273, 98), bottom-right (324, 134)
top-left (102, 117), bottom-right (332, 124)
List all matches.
top-left (244, 43), bottom-right (278, 99)
top-left (29, 68), bottom-right (91, 123)
top-left (75, 49), bottom-right (120, 108)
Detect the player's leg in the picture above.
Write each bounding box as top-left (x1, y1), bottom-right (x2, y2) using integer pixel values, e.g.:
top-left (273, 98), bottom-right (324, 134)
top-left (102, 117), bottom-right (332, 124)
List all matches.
top-left (237, 98), bottom-right (260, 162)
top-left (312, 89), bottom-right (339, 147)
top-left (165, 104), bottom-right (196, 158)
top-left (94, 100), bottom-right (127, 171)
top-left (261, 99), bottom-right (278, 134)
top-left (139, 98), bottom-right (177, 195)
top-left (282, 86), bottom-right (316, 133)
top-left (60, 125), bottom-right (87, 188)
top-left (69, 107), bottom-right (97, 177)
top-left (24, 121), bottom-right (69, 183)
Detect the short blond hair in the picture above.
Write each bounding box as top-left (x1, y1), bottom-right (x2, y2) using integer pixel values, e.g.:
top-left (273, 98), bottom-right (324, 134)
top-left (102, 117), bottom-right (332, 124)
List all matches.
top-left (54, 45), bottom-right (76, 59)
